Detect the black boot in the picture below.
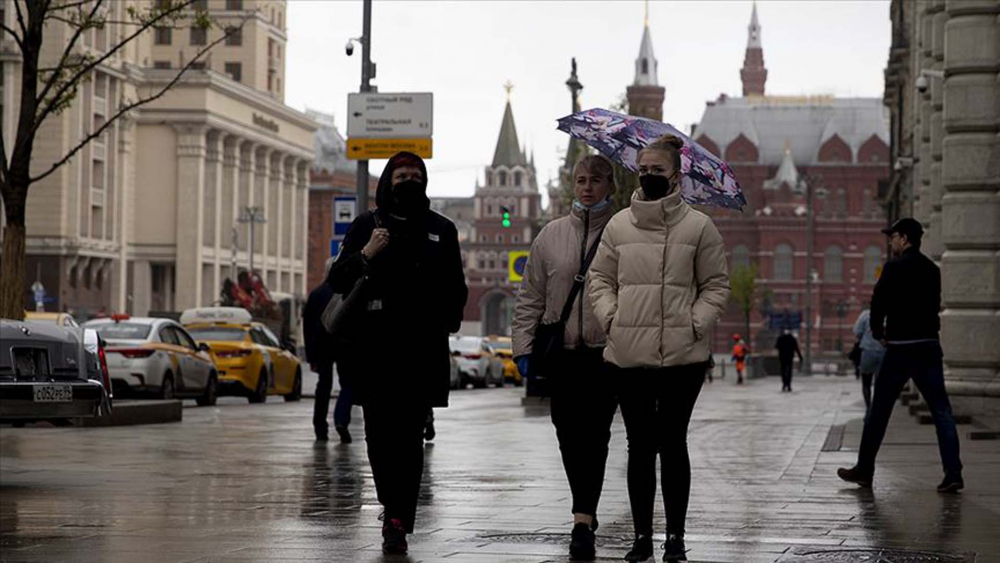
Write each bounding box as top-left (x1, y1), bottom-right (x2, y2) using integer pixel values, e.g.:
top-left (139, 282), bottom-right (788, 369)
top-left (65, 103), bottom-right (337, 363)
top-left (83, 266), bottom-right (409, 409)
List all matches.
top-left (569, 522), bottom-right (596, 560)
top-left (624, 534), bottom-right (653, 562)
top-left (662, 533), bottom-right (686, 561)
top-left (381, 518), bottom-right (408, 555)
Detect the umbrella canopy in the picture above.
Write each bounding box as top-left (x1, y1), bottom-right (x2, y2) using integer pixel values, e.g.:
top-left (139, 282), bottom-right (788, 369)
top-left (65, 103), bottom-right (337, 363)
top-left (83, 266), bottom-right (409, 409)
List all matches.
top-left (557, 108), bottom-right (747, 210)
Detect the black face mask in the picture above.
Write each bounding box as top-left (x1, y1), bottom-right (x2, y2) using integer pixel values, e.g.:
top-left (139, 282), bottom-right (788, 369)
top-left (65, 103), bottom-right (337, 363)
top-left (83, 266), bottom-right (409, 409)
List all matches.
top-left (639, 174), bottom-right (672, 201)
top-left (391, 179), bottom-right (428, 213)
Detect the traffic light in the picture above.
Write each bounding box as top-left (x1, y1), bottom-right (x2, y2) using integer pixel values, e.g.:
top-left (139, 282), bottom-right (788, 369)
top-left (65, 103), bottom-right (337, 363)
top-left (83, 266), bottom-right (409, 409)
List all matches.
top-left (501, 206), bottom-right (511, 228)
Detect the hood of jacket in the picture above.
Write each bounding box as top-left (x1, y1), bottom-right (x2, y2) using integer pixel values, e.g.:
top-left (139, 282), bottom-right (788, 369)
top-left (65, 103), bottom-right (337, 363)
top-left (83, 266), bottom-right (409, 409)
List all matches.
top-left (629, 185), bottom-right (689, 230)
top-left (375, 151), bottom-right (430, 224)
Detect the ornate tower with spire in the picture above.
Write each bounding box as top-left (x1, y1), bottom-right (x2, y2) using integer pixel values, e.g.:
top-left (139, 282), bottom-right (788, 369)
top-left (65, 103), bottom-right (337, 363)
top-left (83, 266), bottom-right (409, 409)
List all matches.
top-left (740, 2), bottom-right (768, 97)
top-left (463, 86), bottom-right (541, 335)
top-left (626, 3), bottom-right (664, 121)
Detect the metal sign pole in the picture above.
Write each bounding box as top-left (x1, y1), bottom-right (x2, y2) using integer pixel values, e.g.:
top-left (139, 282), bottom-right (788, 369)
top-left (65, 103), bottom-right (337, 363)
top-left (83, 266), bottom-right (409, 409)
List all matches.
top-left (356, 0), bottom-right (373, 213)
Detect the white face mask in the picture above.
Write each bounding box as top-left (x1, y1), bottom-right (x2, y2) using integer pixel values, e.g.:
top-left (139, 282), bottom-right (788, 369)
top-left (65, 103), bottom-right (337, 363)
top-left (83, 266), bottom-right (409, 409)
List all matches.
top-left (573, 197), bottom-right (612, 213)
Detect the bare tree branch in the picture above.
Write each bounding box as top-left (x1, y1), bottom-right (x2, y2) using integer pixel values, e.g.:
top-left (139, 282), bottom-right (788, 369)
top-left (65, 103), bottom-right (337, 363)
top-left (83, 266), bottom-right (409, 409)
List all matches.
top-left (0, 23), bottom-right (24, 49)
top-left (12, 0), bottom-right (28, 37)
top-left (29, 23), bottom-right (244, 185)
top-left (32, 0), bottom-right (201, 134)
top-left (45, 0), bottom-right (98, 12)
top-left (32, 0), bottom-right (104, 121)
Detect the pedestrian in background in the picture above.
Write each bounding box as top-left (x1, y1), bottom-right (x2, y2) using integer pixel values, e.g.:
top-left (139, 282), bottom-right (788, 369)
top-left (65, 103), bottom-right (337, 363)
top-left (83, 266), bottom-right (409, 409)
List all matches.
top-left (512, 155), bottom-right (617, 561)
top-left (838, 218), bottom-right (963, 493)
top-left (774, 330), bottom-right (803, 392)
top-left (852, 307), bottom-right (885, 412)
top-left (731, 334), bottom-right (749, 384)
top-left (589, 135), bottom-right (730, 562)
top-left (304, 258), bottom-right (352, 443)
top-left (326, 152), bottom-right (467, 555)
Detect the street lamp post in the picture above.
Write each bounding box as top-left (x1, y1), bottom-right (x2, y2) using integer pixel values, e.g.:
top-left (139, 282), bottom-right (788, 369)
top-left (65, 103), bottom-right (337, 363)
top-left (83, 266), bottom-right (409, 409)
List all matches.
top-left (237, 206), bottom-right (266, 273)
top-left (804, 179), bottom-right (814, 374)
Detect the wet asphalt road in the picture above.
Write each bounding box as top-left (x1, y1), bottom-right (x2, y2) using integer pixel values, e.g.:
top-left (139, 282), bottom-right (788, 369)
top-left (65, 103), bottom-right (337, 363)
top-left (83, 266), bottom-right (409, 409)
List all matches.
top-left (1, 375), bottom-right (998, 562)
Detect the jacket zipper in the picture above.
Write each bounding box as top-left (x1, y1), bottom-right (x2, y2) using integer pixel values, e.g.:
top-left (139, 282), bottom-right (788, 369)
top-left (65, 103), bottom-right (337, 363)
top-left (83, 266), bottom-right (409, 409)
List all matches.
top-left (578, 209), bottom-right (589, 348)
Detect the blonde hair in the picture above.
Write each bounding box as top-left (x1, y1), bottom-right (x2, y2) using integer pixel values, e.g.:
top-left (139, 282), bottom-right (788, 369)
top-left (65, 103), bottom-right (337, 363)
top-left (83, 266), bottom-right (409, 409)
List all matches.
top-left (638, 134), bottom-right (684, 173)
top-left (572, 154), bottom-right (617, 192)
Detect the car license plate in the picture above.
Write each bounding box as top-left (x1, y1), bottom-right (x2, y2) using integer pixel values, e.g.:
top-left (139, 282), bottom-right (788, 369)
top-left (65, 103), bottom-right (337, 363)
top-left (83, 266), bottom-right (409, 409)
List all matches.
top-left (33, 385), bottom-right (72, 403)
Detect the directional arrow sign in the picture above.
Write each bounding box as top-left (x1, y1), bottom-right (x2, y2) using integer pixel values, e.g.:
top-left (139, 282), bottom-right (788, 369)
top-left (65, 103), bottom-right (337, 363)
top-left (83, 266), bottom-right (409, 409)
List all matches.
top-left (347, 93), bottom-right (432, 139)
top-left (347, 138), bottom-right (432, 160)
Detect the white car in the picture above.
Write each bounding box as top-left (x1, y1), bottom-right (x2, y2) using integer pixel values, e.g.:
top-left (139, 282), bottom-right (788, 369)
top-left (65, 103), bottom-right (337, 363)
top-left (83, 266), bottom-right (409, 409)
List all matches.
top-left (84, 316), bottom-right (217, 405)
top-left (449, 336), bottom-right (504, 389)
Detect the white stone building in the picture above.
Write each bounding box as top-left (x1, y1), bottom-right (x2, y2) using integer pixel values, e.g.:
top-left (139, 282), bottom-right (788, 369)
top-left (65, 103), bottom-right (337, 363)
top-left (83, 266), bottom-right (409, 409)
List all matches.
top-left (0, 0), bottom-right (314, 317)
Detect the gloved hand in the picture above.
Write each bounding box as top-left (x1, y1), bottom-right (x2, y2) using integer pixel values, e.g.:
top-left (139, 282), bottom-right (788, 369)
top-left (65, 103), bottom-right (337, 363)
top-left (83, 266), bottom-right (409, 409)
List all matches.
top-left (515, 355), bottom-right (530, 378)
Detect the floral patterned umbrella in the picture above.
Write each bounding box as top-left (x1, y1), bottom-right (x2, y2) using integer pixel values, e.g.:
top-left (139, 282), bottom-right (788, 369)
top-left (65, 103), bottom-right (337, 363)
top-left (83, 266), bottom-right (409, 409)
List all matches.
top-left (557, 108), bottom-right (747, 210)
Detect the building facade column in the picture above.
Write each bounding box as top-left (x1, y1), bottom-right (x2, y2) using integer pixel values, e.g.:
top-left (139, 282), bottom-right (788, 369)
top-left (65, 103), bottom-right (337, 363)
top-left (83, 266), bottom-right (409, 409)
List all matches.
top-left (174, 125), bottom-right (207, 310)
top-left (297, 160), bottom-right (309, 296)
top-left (132, 260), bottom-right (152, 317)
top-left (282, 156), bottom-right (294, 291)
top-left (206, 132), bottom-right (224, 304)
top-left (112, 114), bottom-right (135, 313)
top-left (222, 136), bottom-right (240, 280)
top-left (939, 0), bottom-right (1000, 405)
top-left (927, 1), bottom-right (947, 261)
top-left (255, 147), bottom-right (272, 283)
top-left (238, 142), bottom-right (256, 259)
top-left (267, 152), bottom-right (282, 289)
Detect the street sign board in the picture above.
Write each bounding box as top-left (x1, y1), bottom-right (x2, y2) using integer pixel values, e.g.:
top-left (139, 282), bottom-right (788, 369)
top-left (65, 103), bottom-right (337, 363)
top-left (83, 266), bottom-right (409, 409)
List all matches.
top-left (508, 251), bottom-right (530, 283)
top-left (347, 93), bottom-right (432, 138)
top-left (333, 196), bottom-right (357, 237)
top-left (330, 239), bottom-right (341, 258)
top-left (346, 138), bottom-right (432, 160)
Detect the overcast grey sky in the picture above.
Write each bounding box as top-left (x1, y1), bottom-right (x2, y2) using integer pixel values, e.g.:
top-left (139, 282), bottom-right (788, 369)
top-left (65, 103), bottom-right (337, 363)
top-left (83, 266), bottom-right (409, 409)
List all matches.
top-left (285, 1), bottom-right (891, 200)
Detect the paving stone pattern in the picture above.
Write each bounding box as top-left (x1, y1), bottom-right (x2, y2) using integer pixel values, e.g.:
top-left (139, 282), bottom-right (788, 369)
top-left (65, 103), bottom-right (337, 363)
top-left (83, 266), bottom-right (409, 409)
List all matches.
top-left (1, 375), bottom-right (998, 562)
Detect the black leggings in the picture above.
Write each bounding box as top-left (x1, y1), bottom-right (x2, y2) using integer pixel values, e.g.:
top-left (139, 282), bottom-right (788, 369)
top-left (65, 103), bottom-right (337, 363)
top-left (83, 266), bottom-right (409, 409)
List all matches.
top-left (363, 402), bottom-right (427, 533)
top-left (550, 347), bottom-right (618, 517)
top-left (619, 362), bottom-right (706, 536)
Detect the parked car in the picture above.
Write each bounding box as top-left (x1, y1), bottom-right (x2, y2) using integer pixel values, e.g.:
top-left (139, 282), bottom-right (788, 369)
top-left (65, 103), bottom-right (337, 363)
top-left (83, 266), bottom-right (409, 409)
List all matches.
top-left (449, 336), bottom-right (504, 389)
top-left (84, 315), bottom-right (217, 406)
top-left (1, 319), bottom-right (112, 425)
top-left (180, 307), bottom-right (302, 403)
top-left (24, 311), bottom-right (80, 328)
top-left (449, 353), bottom-right (462, 390)
top-left (485, 336), bottom-right (522, 387)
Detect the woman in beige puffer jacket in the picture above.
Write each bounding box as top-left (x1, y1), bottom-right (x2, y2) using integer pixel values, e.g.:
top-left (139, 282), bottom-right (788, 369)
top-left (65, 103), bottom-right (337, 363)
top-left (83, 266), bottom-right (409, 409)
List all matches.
top-left (511, 155), bottom-right (618, 560)
top-left (588, 135), bottom-right (730, 562)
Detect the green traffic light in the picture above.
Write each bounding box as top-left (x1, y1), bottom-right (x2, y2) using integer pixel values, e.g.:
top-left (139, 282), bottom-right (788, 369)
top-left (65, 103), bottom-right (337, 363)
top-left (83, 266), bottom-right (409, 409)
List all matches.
top-left (501, 207), bottom-right (511, 228)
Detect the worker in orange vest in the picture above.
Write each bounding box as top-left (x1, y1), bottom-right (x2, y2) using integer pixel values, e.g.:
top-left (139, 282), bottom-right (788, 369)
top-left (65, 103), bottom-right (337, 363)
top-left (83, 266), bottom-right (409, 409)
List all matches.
top-left (731, 334), bottom-right (749, 385)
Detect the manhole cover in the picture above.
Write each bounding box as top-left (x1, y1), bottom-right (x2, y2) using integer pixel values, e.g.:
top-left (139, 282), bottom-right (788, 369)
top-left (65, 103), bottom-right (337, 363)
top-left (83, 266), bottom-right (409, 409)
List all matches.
top-left (478, 533), bottom-right (630, 548)
top-left (779, 546), bottom-right (973, 563)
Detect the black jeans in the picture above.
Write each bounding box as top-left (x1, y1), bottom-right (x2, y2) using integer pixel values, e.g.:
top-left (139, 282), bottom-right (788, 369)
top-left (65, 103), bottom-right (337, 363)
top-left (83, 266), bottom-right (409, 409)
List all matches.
top-left (550, 347), bottom-right (618, 518)
top-left (313, 363), bottom-right (353, 435)
top-left (779, 358), bottom-right (794, 390)
top-left (857, 342), bottom-right (962, 479)
top-left (619, 361), bottom-right (706, 536)
top-left (363, 402), bottom-right (427, 533)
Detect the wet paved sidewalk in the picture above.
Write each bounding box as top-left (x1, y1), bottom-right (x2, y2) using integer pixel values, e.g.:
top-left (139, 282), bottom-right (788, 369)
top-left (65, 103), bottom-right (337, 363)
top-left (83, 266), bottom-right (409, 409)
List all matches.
top-left (2, 374), bottom-right (998, 562)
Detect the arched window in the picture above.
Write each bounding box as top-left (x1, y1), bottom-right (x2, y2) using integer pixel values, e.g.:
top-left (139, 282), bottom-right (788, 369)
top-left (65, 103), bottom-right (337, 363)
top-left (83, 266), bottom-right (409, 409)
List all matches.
top-left (485, 171), bottom-right (492, 185)
top-left (774, 243), bottom-right (794, 280)
top-left (824, 246), bottom-right (843, 282)
top-left (514, 171), bottom-right (523, 187)
top-left (496, 234), bottom-right (504, 244)
top-left (498, 170), bottom-right (507, 186)
top-left (864, 245), bottom-right (883, 283)
top-left (479, 234), bottom-right (487, 243)
top-left (642, 58), bottom-right (649, 74)
top-left (732, 245), bottom-right (750, 269)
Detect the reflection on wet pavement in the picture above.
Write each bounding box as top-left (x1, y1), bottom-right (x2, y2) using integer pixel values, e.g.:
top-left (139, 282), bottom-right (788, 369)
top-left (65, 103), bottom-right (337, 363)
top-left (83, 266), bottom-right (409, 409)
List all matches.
top-left (1, 377), bottom-right (998, 562)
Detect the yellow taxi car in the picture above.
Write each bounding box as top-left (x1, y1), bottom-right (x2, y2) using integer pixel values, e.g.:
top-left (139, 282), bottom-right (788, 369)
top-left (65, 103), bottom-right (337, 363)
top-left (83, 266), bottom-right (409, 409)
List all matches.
top-left (180, 307), bottom-right (302, 403)
top-left (24, 311), bottom-right (80, 328)
top-left (485, 336), bottom-right (522, 387)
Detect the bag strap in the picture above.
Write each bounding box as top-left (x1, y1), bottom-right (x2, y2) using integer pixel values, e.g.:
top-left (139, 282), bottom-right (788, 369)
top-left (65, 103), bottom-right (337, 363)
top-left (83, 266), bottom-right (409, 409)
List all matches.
top-left (557, 228), bottom-right (605, 324)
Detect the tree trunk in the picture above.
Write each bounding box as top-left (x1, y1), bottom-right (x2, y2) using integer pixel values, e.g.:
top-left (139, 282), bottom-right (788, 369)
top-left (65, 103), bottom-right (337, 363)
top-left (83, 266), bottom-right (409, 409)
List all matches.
top-left (744, 311), bottom-right (751, 351)
top-left (0, 187), bottom-right (27, 319)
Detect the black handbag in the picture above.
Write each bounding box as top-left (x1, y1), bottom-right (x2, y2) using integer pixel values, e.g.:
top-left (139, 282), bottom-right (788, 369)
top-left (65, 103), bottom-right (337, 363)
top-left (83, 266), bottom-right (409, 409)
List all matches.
top-left (530, 232), bottom-right (603, 377)
top-left (321, 217), bottom-right (380, 342)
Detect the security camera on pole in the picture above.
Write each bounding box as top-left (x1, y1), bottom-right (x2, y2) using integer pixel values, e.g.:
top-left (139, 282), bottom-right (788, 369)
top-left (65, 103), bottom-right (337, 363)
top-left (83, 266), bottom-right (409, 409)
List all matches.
top-left (346, 0), bottom-right (375, 213)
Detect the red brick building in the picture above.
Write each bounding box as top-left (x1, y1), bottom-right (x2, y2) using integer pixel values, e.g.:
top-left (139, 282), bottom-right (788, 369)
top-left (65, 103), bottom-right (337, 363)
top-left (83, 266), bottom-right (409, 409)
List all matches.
top-left (690, 7), bottom-right (891, 357)
top-left (459, 97), bottom-right (543, 336)
top-left (306, 110), bottom-right (376, 292)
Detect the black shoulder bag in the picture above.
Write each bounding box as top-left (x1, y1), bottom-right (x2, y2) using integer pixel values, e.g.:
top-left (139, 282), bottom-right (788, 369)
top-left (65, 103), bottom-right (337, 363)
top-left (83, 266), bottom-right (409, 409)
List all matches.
top-left (321, 215), bottom-right (381, 342)
top-left (529, 232), bottom-right (603, 377)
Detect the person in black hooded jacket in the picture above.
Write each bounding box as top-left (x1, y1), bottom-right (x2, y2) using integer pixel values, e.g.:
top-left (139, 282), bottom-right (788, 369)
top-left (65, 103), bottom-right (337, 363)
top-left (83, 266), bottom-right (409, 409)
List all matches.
top-left (326, 151), bottom-right (467, 555)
